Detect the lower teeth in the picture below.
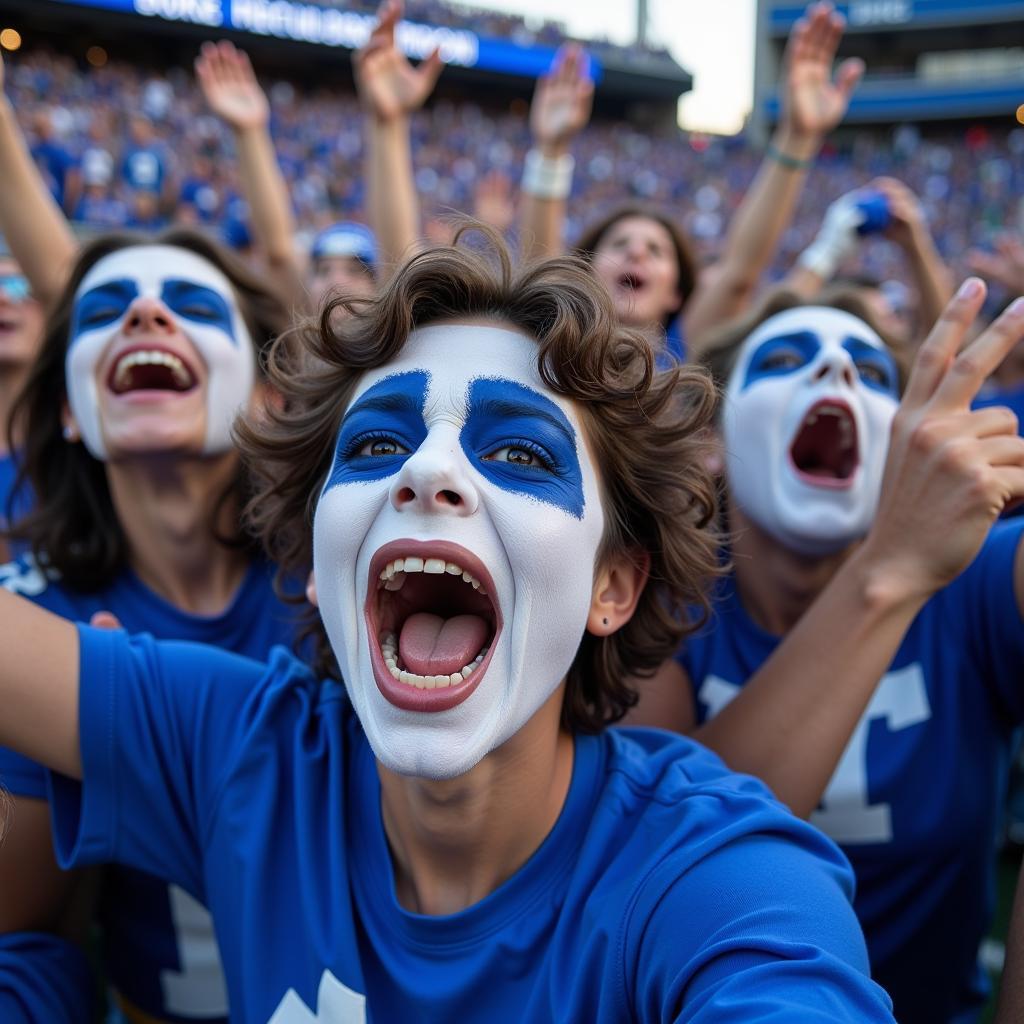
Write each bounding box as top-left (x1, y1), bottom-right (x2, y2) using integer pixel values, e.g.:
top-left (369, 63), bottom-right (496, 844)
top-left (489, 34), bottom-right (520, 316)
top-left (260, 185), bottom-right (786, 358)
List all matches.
top-left (379, 633), bottom-right (490, 690)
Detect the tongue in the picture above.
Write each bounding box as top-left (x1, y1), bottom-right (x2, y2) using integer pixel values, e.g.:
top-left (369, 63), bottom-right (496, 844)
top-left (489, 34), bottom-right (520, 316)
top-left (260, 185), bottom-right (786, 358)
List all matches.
top-left (399, 612), bottom-right (489, 676)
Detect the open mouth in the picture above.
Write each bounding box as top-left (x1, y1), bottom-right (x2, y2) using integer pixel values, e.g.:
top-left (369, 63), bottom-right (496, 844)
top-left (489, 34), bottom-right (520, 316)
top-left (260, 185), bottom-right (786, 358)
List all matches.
top-left (366, 540), bottom-right (501, 712)
top-left (0, 317), bottom-right (21, 335)
top-left (617, 272), bottom-right (645, 292)
top-left (789, 399), bottom-right (859, 489)
top-left (107, 346), bottom-right (198, 395)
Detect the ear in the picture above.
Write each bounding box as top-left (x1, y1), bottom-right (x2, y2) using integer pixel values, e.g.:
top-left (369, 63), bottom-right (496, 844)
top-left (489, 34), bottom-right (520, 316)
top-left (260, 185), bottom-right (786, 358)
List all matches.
top-left (306, 569), bottom-right (318, 607)
top-left (587, 548), bottom-right (650, 636)
top-left (60, 400), bottom-right (81, 443)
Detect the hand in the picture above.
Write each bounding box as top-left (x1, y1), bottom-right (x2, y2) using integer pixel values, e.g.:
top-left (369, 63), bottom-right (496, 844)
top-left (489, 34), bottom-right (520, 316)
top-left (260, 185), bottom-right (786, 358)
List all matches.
top-left (968, 234), bottom-right (1024, 294)
top-left (859, 279), bottom-right (1024, 599)
top-left (779, 2), bottom-right (863, 144)
top-left (195, 41), bottom-right (269, 131)
top-left (473, 170), bottom-right (515, 234)
top-left (529, 44), bottom-right (594, 153)
top-left (354, 0), bottom-right (443, 122)
top-left (870, 176), bottom-right (928, 250)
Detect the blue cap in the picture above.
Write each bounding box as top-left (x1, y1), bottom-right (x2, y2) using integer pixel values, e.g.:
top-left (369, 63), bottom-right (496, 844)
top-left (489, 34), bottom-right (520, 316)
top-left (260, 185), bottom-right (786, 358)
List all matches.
top-left (310, 221), bottom-right (378, 268)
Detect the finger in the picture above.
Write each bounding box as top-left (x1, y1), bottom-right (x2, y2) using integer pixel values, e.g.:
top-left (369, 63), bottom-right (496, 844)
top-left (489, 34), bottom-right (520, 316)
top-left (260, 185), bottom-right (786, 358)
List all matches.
top-left (976, 435), bottom-right (1024, 468)
top-left (833, 57), bottom-right (864, 100)
top-left (933, 294), bottom-right (1024, 411)
top-left (782, 15), bottom-right (810, 69)
top-left (902, 278), bottom-right (987, 408)
top-left (89, 611), bottom-right (123, 631)
top-left (416, 47), bottom-right (444, 95)
top-left (965, 403), bottom-right (1021, 440)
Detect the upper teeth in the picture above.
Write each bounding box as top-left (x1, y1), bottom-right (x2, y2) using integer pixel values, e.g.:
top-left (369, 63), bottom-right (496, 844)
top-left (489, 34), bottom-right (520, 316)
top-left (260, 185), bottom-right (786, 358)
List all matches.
top-left (114, 350), bottom-right (192, 389)
top-left (378, 556), bottom-right (487, 595)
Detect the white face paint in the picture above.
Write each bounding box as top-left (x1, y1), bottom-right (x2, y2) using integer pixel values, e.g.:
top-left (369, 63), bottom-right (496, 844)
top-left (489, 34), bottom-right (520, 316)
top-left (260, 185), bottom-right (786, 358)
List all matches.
top-left (723, 306), bottom-right (900, 556)
top-left (313, 324), bottom-right (606, 780)
top-left (67, 245), bottom-right (255, 459)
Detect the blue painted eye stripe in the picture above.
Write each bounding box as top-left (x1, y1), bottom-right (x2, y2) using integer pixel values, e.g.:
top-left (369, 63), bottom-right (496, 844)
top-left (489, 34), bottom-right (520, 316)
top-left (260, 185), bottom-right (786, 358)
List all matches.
top-left (323, 371), bottom-right (429, 491)
top-left (460, 378), bottom-right (585, 520)
top-left (69, 277), bottom-right (237, 344)
top-left (741, 331), bottom-right (821, 390)
top-left (161, 279), bottom-right (237, 343)
top-left (71, 279), bottom-right (139, 339)
top-left (843, 337), bottom-right (899, 398)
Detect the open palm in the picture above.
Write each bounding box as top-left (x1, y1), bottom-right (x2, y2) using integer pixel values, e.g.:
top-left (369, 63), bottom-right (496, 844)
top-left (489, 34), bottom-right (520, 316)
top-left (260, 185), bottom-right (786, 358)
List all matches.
top-left (195, 41), bottom-right (269, 130)
top-left (530, 44), bottom-right (593, 148)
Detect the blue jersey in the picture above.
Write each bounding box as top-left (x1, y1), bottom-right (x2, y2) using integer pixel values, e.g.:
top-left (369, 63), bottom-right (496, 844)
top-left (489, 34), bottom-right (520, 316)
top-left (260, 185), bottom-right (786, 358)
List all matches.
top-left (676, 522), bottom-right (1024, 1024)
top-left (0, 933), bottom-right (95, 1023)
top-left (0, 556), bottom-right (304, 1024)
top-left (47, 627), bottom-right (895, 1023)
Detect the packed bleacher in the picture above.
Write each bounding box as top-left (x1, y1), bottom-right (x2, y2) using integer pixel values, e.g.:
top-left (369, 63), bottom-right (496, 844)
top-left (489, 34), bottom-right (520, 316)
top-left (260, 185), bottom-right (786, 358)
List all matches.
top-left (8, 46), bottom-right (1023, 318)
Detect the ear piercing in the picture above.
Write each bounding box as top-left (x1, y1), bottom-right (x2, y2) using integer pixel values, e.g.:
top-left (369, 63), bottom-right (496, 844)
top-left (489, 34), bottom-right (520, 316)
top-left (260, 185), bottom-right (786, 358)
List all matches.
top-left (62, 425), bottom-right (76, 441)
top-left (602, 617), bottom-right (609, 626)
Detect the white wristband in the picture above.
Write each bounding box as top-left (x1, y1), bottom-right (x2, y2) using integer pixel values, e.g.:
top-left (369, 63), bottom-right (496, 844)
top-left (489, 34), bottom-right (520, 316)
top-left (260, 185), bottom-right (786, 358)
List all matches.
top-left (521, 148), bottom-right (575, 200)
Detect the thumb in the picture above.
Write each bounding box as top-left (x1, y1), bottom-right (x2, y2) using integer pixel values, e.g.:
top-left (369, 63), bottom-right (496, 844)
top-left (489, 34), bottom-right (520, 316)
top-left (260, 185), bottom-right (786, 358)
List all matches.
top-left (834, 57), bottom-right (864, 101)
top-left (417, 47), bottom-right (444, 95)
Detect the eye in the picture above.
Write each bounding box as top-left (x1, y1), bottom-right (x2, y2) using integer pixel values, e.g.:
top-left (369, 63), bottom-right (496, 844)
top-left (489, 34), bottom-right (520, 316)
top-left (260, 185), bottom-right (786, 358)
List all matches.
top-left (82, 307), bottom-right (122, 326)
top-left (181, 304), bottom-right (219, 320)
top-left (485, 442), bottom-right (554, 472)
top-left (357, 437), bottom-right (408, 458)
top-left (856, 361), bottom-right (892, 388)
top-left (757, 346), bottom-right (805, 372)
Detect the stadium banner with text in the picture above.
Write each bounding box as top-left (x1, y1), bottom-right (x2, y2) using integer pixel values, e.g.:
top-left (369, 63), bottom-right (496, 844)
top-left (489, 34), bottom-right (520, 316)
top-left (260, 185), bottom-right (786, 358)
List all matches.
top-left (767, 0), bottom-right (1024, 33)
top-left (45, 0), bottom-right (602, 80)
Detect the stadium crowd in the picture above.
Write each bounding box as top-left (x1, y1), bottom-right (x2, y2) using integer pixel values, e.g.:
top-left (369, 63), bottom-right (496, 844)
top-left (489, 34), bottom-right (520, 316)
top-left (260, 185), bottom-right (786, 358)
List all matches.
top-left (0, 1), bottom-right (1022, 1023)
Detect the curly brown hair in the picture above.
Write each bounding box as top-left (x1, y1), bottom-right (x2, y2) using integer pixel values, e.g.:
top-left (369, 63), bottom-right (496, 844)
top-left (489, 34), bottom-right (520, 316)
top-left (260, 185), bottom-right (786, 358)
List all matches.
top-left (238, 224), bottom-right (722, 733)
top-left (5, 228), bottom-right (291, 589)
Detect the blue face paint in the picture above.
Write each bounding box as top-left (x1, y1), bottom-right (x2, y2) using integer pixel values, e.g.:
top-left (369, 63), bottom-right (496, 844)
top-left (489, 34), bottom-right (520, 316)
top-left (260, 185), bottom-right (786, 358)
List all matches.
top-left (323, 371), bottom-right (429, 490)
top-left (843, 337), bottom-right (899, 399)
top-left (161, 279), bottom-right (236, 342)
top-left (70, 279), bottom-right (139, 340)
top-left (460, 378), bottom-right (584, 519)
top-left (741, 331), bottom-right (821, 390)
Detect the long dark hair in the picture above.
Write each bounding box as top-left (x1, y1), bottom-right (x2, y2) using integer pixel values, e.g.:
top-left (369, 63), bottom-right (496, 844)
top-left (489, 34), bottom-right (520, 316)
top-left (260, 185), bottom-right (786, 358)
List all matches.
top-left (5, 228), bottom-right (290, 590)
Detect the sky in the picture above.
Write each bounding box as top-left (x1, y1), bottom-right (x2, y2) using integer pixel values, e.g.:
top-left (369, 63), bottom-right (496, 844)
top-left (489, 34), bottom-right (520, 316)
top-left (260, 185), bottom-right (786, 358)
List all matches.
top-left (446, 0), bottom-right (757, 134)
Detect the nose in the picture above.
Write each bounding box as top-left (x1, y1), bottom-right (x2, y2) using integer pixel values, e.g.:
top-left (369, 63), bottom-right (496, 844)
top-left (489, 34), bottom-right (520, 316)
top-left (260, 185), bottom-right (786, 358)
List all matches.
top-left (124, 296), bottom-right (176, 336)
top-left (390, 429), bottom-right (479, 517)
top-left (812, 349), bottom-right (856, 389)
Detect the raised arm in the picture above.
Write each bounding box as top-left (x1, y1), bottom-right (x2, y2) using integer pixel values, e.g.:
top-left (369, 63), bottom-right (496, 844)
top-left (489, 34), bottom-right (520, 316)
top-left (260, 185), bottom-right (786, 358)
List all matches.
top-left (684, 1), bottom-right (862, 352)
top-left (0, 588), bottom-right (80, 778)
top-left (195, 41), bottom-right (304, 303)
top-left (354, 0), bottom-right (443, 282)
top-left (0, 53), bottom-right (78, 309)
top-left (518, 44), bottom-right (593, 262)
top-left (695, 280), bottom-right (1024, 817)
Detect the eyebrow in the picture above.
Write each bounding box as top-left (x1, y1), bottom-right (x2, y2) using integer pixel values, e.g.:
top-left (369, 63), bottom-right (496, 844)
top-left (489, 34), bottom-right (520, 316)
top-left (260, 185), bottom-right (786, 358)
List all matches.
top-left (78, 279), bottom-right (138, 301)
top-left (344, 388), bottom-right (426, 419)
top-left (471, 394), bottom-right (577, 446)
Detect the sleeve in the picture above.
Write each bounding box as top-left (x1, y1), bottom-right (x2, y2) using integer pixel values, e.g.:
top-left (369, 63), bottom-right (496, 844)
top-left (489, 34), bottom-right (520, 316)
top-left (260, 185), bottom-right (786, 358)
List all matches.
top-left (0, 933), bottom-right (96, 1024)
top-left (630, 834), bottom-right (894, 1023)
top-left (956, 521), bottom-right (1024, 722)
top-left (47, 624), bottom-right (268, 901)
top-left (0, 747), bottom-right (47, 799)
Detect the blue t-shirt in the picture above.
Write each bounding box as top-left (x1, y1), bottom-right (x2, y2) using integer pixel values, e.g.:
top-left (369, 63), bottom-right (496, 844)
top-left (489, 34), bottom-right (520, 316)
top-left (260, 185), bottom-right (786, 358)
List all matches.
top-left (47, 628), bottom-right (895, 1023)
top-left (0, 933), bottom-right (95, 1024)
top-left (0, 452), bottom-right (31, 558)
top-left (121, 144), bottom-right (167, 194)
top-left (31, 140), bottom-right (76, 209)
top-left (676, 521), bottom-right (1024, 1024)
top-left (0, 555), bottom-right (304, 1024)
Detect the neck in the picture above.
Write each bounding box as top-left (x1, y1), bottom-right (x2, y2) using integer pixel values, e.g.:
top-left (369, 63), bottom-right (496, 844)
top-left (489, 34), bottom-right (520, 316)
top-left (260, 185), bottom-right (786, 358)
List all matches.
top-left (0, 362), bottom-right (32, 454)
top-left (377, 686), bottom-right (574, 916)
top-left (105, 451), bottom-right (250, 615)
top-left (730, 503), bottom-right (858, 635)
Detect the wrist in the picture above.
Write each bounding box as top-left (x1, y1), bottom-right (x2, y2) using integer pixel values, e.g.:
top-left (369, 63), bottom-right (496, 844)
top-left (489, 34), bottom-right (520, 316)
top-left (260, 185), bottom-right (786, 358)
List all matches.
top-left (522, 148), bottom-right (575, 200)
top-left (534, 138), bottom-right (570, 159)
top-left (772, 126), bottom-right (821, 164)
top-left (846, 541), bottom-right (937, 614)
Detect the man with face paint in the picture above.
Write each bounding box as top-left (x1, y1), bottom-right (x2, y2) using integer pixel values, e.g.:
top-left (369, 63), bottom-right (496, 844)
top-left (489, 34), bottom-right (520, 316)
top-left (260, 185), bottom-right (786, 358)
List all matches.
top-left (0, 236), bottom-right (896, 1022)
top-left (629, 284), bottom-right (1024, 1023)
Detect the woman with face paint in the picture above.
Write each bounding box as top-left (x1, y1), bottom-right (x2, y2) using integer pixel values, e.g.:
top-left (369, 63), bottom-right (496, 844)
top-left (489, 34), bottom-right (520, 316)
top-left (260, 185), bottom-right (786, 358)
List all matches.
top-left (0, 230), bottom-right (896, 1022)
top-left (0, 230), bottom-right (296, 1024)
top-left (628, 283), bottom-right (1024, 1023)
top-left (522, 1), bottom-right (863, 359)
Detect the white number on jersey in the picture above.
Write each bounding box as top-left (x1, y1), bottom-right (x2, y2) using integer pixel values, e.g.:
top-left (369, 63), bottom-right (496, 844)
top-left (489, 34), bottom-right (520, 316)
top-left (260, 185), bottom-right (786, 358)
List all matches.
top-left (160, 885), bottom-right (229, 1016)
top-left (698, 664), bottom-right (931, 845)
top-left (269, 970), bottom-right (367, 1024)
